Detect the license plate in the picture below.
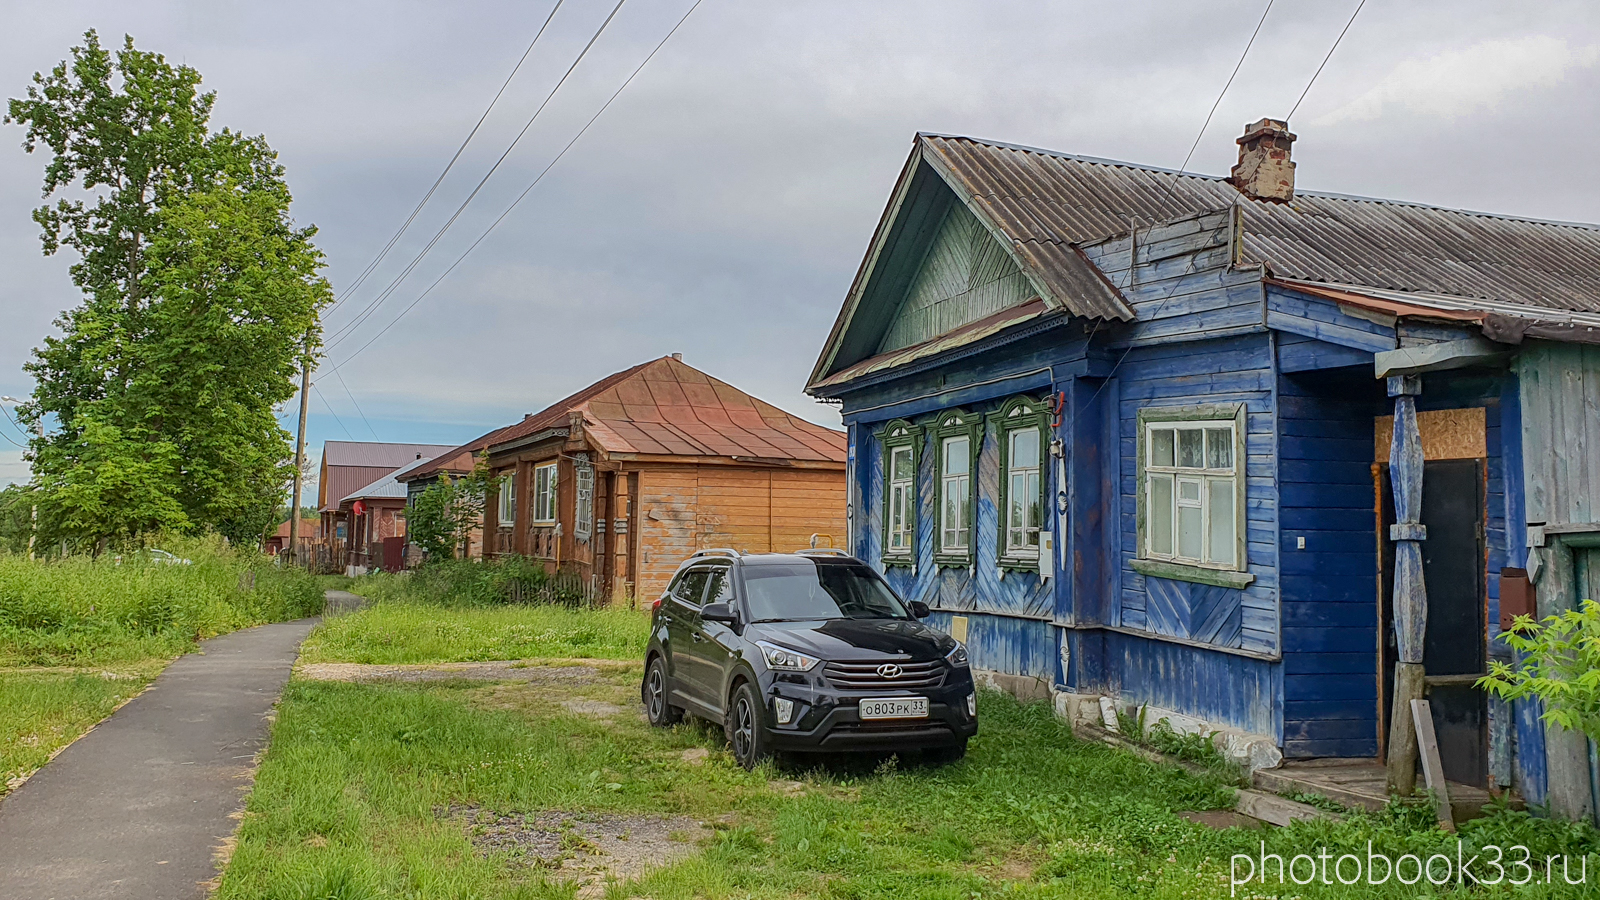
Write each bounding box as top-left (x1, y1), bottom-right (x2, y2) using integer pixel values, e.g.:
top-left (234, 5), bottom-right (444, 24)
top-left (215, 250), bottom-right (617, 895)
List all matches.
top-left (858, 697), bottom-right (928, 720)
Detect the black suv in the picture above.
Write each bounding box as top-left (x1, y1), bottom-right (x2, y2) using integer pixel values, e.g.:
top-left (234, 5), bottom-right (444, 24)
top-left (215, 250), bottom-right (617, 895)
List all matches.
top-left (641, 549), bottom-right (977, 769)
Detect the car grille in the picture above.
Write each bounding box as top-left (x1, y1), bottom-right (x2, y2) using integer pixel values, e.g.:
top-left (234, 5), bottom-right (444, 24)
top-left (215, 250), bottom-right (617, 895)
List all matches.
top-left (824, 659), bottom-right (945, 690)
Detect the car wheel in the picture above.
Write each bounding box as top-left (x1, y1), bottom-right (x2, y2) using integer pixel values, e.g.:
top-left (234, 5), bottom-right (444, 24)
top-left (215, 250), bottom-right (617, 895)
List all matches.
top-left (643, 656), bottom-right (682, 727)
top-left (925, 738), bottom-right (968, 765)
top-left (725, 681), bottom-right (771, 770)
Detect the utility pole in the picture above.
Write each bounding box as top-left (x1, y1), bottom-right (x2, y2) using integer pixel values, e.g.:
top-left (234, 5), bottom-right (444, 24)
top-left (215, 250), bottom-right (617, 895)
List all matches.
top-left (288, 341), bottom-right (311, 568)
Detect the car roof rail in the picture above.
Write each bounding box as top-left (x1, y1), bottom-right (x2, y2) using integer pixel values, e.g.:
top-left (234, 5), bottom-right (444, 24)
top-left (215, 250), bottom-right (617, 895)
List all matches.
top-left (689, 547), bottom-right (742, 560)
top-left (795, 548), bottom-right (850, 557)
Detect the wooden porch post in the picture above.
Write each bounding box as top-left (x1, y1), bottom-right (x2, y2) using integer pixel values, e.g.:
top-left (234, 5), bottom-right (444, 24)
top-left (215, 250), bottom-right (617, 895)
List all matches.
top-left (612, 471), bottom-right (631, 602)
top-left (1385, 374), bottom-right (1428, 796)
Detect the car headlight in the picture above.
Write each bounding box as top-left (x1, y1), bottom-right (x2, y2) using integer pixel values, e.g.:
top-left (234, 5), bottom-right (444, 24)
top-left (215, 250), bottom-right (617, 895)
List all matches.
top-left (755, 640), bottom-right (820, 672)
top-left (946, 642), bottom-right (969, 667)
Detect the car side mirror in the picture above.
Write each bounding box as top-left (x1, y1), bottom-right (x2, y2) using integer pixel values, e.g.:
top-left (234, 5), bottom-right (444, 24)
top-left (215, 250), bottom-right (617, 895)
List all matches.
top-left (701, 602), bottom-right (739, 625)
top-left (908, 600), bottom-right (930, 619)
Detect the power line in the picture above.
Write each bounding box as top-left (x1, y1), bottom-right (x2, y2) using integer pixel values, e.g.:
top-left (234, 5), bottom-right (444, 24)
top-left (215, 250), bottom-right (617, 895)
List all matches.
top-left (327, 0), bottom-right (705, 373)
top-left (333, 367), bottom-right (380, 441)
top-left (1086, 0), bottom-right (1277, 402)
top-left (0, 406), bottom-right (27, 449)
top-left (1177, 0), bottom-right (1274, 176)
top-left (1288, 0), bottom-right (1367, 120)
top-left (324, 0), bottom-right (568, 318)
top-left (322, 0), bottom-right (631, 352)
top-left (312, 384), bottom-right (355, 440)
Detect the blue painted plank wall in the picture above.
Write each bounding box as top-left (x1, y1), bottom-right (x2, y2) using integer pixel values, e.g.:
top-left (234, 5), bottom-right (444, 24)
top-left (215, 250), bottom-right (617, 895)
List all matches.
top-left (1112, 332), bottom-right (1280, 655)
top-left (925, 610), bottom-right (1055, 679)
top-left (1277, 368), bottom-right (1383, 758)
top-left (1068, 628), bottom-right (1281, 739)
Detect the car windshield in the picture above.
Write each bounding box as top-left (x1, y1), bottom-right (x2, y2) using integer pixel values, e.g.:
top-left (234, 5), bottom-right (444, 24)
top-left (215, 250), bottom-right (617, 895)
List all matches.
top-left (743, 562), bottom-right (911, 622)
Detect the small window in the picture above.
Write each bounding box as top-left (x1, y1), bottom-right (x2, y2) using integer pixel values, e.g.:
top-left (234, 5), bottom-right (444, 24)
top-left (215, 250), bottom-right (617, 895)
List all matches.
top-left (673, 568), bottom-right (712, 607)
top-left (497, 473), bottom-right (516, 525)
top-left (532, 462), bottom-right (557, 523)
top-left (940, 435), bottom-right (971, 553)
top-left (878, 419), bottom-right (921, 565)
top-left (932, 410), bottom-right (978, 566)
top-left (1141, 416), bottom-right (1240, 568)
top-left (574, 465), bottom-right (594, 540)
top-left (994, 396), bottom-right (1048, 564)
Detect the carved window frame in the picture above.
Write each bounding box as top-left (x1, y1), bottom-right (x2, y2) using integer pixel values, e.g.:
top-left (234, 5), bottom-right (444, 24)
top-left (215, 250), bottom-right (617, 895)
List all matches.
top-left (992, 396), bottom-right (1049, 570)
top-left (931, 409), bottom-right (980, 568)
top-left (878, 419), bottom-right (922, 567)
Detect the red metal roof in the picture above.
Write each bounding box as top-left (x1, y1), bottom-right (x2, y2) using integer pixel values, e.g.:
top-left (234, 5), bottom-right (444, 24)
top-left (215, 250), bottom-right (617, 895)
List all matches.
top-left (490, 356), bottom-right (845, 463)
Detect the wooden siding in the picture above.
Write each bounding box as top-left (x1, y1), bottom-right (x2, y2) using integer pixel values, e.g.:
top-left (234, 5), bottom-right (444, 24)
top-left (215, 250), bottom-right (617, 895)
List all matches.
top-left (1276, 368), bottom-right (1383, 758)
top-left (879, 200), bottom-right (1034, 354)
top-left (1518, 342), bottom-right (1600, 527)
top-left (857, 398), bottom-right (1055, 620)
top-left (1112, 332), bottom-right (1279, 656)
top-left (634, 466), bottom-right (846, 598)
top-left (1067, 628), bottom-right (1280, 739)
top-left (924, 611), bottom-right (1055, 679)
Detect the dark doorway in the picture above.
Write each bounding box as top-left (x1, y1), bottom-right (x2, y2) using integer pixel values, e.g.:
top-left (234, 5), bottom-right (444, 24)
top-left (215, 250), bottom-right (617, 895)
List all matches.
top-left (1379, 458), bottom-right (1487, 787)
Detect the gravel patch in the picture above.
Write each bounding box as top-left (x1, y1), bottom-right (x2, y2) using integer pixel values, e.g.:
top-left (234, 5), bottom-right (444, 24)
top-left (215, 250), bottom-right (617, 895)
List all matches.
top-left (442, 803), bottom-right (710, 896)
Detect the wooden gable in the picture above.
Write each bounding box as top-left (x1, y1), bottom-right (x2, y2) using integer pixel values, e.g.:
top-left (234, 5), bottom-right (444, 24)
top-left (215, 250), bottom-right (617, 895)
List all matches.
top-left (879, 200), bottom-right (1035, 354)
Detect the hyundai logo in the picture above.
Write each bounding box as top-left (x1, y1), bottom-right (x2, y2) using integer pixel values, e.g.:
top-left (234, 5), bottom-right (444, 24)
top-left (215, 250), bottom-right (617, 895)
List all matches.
top-left (876, 663), bottom-right (903, 678)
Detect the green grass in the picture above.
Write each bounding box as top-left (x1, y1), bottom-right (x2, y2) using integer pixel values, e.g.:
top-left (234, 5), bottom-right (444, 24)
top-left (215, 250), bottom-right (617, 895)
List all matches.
top-left (299, 601), bottom-right (650, 664)
top-left (224, 602), bottom-right (1600, 899)
top-left (1, 669), bottom-right (154, 797)
top-left (0, 537), bottom-right (325, 668)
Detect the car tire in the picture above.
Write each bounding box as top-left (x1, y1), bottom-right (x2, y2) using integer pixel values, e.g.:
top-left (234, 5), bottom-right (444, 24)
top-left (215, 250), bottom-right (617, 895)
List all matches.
top-left (725, 681), bottom-right (772, 770)
top-left (643, 656), bottom-right (682, 727)
top-left (925, 738), bottom-right (968, 765)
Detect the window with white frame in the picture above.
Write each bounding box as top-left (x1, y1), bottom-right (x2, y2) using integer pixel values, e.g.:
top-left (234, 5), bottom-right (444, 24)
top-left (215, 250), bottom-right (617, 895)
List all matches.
top-left (532, 462), bottom-right (557, 523)
top-left (940, 434), bottom-right (971, 554)
top-left (574, 464), bottom-right (594, 540)
top-left (995, 396), bottom-right (1048, 563)
top-left (497, 473), bottom-right (516, 526)
top-left (879, 419), bottom-right (920, 564)
top-left (1005, 428), bottom-right (1042, 555)
top-left (1140, 414), bottom-right (1242, 568)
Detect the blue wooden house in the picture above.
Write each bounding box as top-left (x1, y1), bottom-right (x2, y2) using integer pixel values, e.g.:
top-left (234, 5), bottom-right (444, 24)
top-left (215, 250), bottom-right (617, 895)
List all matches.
top-left (806, 120), bottom-right (1600, 820)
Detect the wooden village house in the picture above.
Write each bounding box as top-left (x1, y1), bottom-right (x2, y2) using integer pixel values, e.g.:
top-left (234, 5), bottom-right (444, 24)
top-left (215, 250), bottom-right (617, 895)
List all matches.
top-left (396, 444), bottom-right (487, 562)
top-left (806, 121), bottom-right (1600, 821)
top-left (316, 440), bottom-right (453, 570)
top-left (480, 355), bottom-right (848, 600)
top-left (337, 455), bottom-right (440, 574)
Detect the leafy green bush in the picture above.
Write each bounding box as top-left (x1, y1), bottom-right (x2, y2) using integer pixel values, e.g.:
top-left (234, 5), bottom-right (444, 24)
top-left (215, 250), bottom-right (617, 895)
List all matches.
top-left (0, 535), bottom-right (323, 665)
top-left (352, 557), bottom-right (591, 608)
top-left (1481, 598), bottom-right (1600, 741)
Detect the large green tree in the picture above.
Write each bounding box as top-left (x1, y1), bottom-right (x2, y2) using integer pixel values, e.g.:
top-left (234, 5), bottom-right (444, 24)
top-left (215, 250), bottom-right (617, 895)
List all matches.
top-left (6, 31), bottom-right (331, 548)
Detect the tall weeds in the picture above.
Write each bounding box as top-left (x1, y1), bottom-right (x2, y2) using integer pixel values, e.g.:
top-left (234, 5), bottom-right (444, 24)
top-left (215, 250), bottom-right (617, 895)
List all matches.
top-left (0, 536), bottom-right (324, 666)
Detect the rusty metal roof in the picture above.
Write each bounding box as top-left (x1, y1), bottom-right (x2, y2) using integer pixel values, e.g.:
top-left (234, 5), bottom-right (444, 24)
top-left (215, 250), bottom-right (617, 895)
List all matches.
top-left (487, 356), bottom-right (845, 464)
top-left (341, 455), bottom-right (436, 505)
top-left (320, 441), bottom-right (456, 468)
top-left (921, 134), bottom-right (1600, 313)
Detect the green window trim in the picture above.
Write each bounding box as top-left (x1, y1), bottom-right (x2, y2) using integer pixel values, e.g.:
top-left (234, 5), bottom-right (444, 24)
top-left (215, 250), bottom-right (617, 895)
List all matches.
top-left (1134, 403), bottom-right (1250, 588)
top-left (991, 396), bottom-right (1050, 571)
top-left (931, 409), bottom-right (981, 568)
top-left (878, 419), bottom-right (922, 567)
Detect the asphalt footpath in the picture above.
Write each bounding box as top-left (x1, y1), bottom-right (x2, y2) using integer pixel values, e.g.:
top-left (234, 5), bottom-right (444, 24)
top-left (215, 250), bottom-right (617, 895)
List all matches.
top-left (0, 590), bottom-right (363, 899)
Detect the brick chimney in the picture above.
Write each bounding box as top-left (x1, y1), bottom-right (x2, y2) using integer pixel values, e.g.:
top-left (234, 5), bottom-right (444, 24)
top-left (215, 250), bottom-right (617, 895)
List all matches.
top-left (1230, 118), bottom-right (1296, 203)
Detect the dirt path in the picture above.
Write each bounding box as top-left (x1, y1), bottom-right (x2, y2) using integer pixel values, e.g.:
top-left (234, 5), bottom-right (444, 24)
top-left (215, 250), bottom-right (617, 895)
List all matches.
top-left (0, 593), bottom-right (358, 900)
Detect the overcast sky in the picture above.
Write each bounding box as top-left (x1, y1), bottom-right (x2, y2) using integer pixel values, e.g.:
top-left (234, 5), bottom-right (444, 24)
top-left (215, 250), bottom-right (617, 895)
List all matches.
top-left (3, 0), bottom-right (1599, 489)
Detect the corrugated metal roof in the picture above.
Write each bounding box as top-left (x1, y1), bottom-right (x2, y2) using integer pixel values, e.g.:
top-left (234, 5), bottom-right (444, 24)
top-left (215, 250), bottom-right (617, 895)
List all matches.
top-left (811, 299), bottom-right (1052, 391)
top-left (321, 441), bottom-right (457, 468)
top-left (920, 134), bottom-right (1600, 313)
top-left (487, 356), bottom-right (845, 464)
top-left (342, 456), bottom-right (435, 505)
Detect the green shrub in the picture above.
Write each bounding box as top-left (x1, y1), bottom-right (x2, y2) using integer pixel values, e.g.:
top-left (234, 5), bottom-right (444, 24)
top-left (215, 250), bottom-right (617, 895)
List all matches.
top-left (0, 536), bottom-right (323, 666)
top-left (1481, 598), bottom-right (1600, 742)
top-left (351, 557), bottom-right (592, 608)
